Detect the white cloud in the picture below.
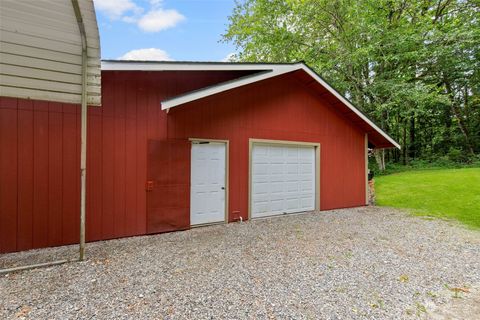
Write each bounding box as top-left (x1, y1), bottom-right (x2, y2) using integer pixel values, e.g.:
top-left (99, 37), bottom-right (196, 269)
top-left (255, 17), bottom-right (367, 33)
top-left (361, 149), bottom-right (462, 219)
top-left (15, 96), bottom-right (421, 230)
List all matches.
top-left (222, 52), bottom-right (237, 62)
top-left (121, 16), bottom-right (138, 24)
top-left (149, 0), bottom-right (163, 7)
top-left (137, 9), bottom-right (185, 32)
top-left (93, 0), bottom-right (141, 20)
top-left (95, 0), bottom-right (185, 33)
top-left (119, 48), bottom-right (172, 61)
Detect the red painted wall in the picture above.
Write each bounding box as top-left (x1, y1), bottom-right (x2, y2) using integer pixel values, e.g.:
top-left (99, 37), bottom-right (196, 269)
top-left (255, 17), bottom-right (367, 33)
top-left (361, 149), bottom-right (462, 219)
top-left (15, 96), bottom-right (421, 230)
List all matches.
top-left (0, 98), bottom-right (81, 253)
top-left (165, 73), bottom-right (367, 221)
top-left (0, 70), bottom-right (366, 253)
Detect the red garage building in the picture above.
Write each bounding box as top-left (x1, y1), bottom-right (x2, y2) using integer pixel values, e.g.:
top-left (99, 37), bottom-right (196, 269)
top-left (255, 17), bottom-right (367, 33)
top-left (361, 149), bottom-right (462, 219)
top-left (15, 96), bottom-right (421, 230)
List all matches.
top-left (0, 61), bottom-right (399, 254)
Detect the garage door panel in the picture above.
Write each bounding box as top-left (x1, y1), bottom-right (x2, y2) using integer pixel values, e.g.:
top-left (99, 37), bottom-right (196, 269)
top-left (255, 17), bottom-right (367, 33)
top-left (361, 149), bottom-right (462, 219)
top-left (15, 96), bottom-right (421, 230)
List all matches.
top-left (300, 163), bottom-right (313, 173)
top-left (253, 163), bottom-right (269, 175)
top-left (253, 175), bottom-right (269, 184)
top-left (286, 198), bottom-right (300, 209)
top-left (270, 163), bottom-right (283, 174)
top-left (286, 174), bottom-right (300, 182)
top-left (270, 182), bottom-right (283, 193)
top-left (267, 199), bottom-right (284, 212)
top-left (251, 143), bottom-right (316, 218)
top-left (253, 182), bottom-right (269, 194)
top-left (301, 197), bottom-right (314, 208)
top-left (253, 145), bottom-right (268, 156)
top-left (301, 181), bottom-right (313, 191)
top-left (253, 193), bottom-right (270, 202)
top-left (286, 181), bottom-right (298, 192)
top-left (269, 147), bottom-right (283, 157)
top-left (253, 202), bottom-right (269, 214)
top-left (286, 163), bottom-right (298, 174)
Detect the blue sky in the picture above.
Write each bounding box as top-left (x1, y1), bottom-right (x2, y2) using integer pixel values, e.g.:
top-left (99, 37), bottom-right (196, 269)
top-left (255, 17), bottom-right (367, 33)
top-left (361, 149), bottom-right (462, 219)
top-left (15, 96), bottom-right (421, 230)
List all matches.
top-left (94, 0), bottom-right (237, 61)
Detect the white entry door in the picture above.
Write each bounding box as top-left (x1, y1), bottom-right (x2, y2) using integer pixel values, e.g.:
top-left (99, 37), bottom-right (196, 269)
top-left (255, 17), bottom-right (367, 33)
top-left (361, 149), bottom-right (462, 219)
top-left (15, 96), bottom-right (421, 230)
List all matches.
top-left (251, 143), bottom-right (316, 218)
top-left (190, 142), bottom-right (226, 225)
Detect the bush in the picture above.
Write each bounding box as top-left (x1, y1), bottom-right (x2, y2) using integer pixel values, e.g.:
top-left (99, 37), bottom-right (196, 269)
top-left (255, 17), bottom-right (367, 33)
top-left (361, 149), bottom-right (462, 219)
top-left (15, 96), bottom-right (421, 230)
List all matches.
top-left (369, 153), bottom-right (480, 176)
top-left (447, 147), bottom-right (468, 163)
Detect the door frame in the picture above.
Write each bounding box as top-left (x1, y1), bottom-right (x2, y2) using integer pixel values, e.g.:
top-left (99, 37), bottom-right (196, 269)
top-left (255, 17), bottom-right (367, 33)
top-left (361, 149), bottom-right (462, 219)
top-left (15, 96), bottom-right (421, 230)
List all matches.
top-left (248, 138), bottom-right (321, 220)
top-left (189, 138), bottom-right (229, 227)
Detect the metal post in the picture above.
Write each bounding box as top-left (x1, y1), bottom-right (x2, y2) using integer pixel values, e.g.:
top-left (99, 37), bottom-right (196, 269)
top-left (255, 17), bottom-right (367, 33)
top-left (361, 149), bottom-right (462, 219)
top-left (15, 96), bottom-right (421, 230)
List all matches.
top-left (71, 0), bottom-right (88, 261)
top-left (79, 47), bottom-right (87, 261)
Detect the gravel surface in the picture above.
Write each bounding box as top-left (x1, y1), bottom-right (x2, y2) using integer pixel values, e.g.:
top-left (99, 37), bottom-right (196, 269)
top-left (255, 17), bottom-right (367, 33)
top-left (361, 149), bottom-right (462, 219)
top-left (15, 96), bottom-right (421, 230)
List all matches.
top-left (1, 206), bottom-right (479, 319)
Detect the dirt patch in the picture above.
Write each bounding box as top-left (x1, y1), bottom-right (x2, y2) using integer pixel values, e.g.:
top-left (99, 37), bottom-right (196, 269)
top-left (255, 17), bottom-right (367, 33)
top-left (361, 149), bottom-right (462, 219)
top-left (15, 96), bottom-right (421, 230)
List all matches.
top-left (426, 287), bottom-right (480, 320)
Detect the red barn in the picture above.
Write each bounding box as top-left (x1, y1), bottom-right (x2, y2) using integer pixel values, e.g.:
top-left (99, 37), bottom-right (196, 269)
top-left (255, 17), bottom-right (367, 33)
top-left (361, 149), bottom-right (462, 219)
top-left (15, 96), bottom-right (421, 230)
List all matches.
top-left (0, 61), bottom-right (399, 253)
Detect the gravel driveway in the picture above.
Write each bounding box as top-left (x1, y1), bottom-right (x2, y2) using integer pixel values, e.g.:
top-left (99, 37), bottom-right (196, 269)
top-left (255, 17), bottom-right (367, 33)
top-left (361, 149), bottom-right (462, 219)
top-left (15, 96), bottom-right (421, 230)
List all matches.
top-left (1, 207), bottom-right (479, 319)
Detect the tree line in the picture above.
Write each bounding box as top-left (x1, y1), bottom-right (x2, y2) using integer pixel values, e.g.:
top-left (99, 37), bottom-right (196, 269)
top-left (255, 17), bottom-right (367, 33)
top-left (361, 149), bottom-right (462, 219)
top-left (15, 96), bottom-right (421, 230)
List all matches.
top-left (223, 0), bottom-right (480, 168)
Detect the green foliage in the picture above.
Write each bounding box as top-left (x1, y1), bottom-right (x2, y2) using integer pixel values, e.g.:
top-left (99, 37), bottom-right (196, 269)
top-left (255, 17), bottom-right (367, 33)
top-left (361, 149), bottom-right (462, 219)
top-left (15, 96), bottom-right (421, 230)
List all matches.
top-left (375, 168), bottom-right (480, 228)
top-left (223, 0), bottom-right (480, 164)
top-left (369, 154), bottom-right (480, 175)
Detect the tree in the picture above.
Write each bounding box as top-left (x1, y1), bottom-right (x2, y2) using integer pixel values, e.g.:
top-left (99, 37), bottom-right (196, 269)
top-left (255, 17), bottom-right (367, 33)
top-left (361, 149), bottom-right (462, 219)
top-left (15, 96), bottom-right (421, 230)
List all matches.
top-left (223, 0), bottom-right (480, 168)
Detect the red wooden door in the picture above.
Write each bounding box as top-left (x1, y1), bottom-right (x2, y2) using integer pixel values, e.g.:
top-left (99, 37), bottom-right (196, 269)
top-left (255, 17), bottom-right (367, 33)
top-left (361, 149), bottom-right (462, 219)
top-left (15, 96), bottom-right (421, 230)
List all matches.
top-left (146, 139), bottom-right (190, 233)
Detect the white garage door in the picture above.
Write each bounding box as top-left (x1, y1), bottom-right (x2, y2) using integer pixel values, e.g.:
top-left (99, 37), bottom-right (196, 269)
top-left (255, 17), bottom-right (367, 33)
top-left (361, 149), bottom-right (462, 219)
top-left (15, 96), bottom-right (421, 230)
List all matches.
top-left (251, 143), bottom-right (316, 218)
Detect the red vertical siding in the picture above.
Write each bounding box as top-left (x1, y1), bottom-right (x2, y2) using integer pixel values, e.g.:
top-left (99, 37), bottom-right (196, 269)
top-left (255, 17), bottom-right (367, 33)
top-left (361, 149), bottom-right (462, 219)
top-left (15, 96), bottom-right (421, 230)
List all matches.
top-left (17, 101), bottom-right (34, 251)
top-left (86, 114), bottom-right (103, 241)
top-left (113, 89), bottom-right (127, 238)
top-left (101, 113), bottom-right (115, 239)
top-left (135, 84), bottom-right (148, 235)
top-left (61, 106), bottom-right (79, 245)
top-left (48, 106), bottom-right (63, 246)
top-left (0, 101), bottom-right (18, 253)
top-left (1, 70), bottom-right (370, 253)
top-left (33, 105), bottom-right (49, 248)
top-left (125, 94), bottom-right (137, 236)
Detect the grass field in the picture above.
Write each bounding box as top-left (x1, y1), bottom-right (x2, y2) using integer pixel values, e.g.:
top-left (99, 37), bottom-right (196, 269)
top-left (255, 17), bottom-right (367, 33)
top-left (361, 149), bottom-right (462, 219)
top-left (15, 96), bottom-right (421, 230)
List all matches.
top-left (375, 168), bottom-right (480, 229)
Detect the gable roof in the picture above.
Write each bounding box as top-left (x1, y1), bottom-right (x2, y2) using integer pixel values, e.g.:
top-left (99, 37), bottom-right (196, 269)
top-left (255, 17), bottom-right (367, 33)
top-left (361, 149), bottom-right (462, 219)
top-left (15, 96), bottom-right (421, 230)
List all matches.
top-left (101, 60), bottom-right (400, 149)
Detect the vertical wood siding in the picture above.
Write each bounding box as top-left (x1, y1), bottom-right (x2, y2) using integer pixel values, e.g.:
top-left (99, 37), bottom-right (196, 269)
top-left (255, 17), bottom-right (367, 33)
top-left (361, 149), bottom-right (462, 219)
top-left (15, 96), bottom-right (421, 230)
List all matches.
top-left (0, 70), bottom-right (367, 253)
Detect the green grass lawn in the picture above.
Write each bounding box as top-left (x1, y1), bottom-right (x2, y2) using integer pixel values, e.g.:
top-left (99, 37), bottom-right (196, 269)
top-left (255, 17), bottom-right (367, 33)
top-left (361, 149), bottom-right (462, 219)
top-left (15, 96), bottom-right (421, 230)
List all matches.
top-left (375, 168), bottom-right (480, 229)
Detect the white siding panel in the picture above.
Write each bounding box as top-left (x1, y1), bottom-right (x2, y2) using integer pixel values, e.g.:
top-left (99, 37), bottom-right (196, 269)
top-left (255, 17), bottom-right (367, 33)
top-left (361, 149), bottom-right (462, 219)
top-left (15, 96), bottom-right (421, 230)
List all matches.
top-left (0, 29), bottom-right (83, 55)
top-left (0, 0), bottom-right (101, 106)
top-left (1, 42), bottom-right (86, 65)
top-left (0, 1), bottom-right (99, 29)
top-left (0, 64), bottom-right (101, 86)
top-left (0, 43), bottom-right (101, 72)
top-left (1, 64), bottom-right (81, 84)
top-left (0, 86), bottom-right (101, 106)
top-left (1, 18), bottom-right (100, 48)
top-left (1, 53), bottom-right (82, 74)
top-left (0, 85), bottom-right (80, 104)
top-left (1, 74), bottom-right (83, 94)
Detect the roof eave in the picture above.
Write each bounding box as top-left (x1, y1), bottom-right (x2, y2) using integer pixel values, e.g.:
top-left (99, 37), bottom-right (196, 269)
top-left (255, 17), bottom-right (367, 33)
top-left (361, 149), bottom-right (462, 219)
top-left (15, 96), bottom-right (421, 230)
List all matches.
top-left (161, 65), bottom-right (299, 110)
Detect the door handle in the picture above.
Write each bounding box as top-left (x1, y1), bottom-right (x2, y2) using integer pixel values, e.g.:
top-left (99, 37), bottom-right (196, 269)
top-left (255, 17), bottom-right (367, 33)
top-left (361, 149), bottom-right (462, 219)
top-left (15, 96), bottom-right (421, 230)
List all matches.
top-left (221, 187), bottom-right (225, 190)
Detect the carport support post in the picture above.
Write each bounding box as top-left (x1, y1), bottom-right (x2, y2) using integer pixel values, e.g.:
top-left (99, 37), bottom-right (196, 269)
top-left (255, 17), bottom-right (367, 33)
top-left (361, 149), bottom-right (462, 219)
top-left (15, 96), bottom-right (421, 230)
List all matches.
top-left (72, 0), bottom-right (88, 261)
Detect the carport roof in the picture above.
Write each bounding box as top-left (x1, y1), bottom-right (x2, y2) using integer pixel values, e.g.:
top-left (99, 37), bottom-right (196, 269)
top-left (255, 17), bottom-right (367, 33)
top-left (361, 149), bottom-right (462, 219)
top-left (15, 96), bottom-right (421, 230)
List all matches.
top-left (101, 60), bottom-right (400, 149)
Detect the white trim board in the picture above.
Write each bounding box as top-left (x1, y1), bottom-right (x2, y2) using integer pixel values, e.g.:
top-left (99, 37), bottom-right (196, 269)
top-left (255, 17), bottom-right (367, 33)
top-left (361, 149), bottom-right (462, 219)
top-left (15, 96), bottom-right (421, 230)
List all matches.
top-left (162, 66), bottom-right (295, 110)
top-left (101, 60), bottom-right (289, 71)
